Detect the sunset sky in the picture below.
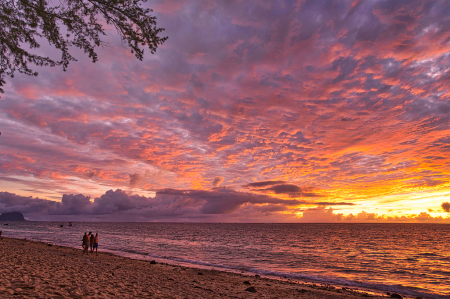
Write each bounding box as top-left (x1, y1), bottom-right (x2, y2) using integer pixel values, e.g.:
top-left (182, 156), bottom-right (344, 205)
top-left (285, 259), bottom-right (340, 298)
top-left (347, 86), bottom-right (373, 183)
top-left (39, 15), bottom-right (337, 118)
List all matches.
top-left (1, 0), bottom-right (450, 222)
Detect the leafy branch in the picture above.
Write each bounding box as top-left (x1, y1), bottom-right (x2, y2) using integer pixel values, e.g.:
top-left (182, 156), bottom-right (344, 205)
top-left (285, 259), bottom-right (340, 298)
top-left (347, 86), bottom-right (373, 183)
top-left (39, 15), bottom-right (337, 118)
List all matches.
top-left (0, 0), bottom-right (168, 93)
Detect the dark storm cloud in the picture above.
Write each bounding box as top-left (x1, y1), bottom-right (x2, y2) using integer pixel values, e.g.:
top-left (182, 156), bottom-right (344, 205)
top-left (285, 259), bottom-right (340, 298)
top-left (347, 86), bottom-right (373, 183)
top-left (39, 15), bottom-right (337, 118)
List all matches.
top-left (58, 194), bottom-right (92, 215)
top-left (90, 190), bottom-right (167, 215)
top-left (0, 192), bottom-right (91, 215)
top-left (244, 181), bottom-right (287, 188)
top-left (259, 184), bottom-right (322, 198)
top-left (129, 173), bottom-right (142, 187)
top-left (0, 192), bottom-right (59, 214)
top-left (156, 187), bottom-right (302, 214)
top-left (0, 188), bottom-right (311, 219)
top-left (244, 181), bottom-right (321, 197)
top-left (212, 176), bottom-right (224, 188)
top-left (442, 202), bottom-right (450, 213)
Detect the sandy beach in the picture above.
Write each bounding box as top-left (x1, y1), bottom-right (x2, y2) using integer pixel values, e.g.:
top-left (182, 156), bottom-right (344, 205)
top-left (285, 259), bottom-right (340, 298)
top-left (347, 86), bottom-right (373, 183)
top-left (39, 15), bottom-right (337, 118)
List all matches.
top-left (0, 237), bottom-right (390, 299)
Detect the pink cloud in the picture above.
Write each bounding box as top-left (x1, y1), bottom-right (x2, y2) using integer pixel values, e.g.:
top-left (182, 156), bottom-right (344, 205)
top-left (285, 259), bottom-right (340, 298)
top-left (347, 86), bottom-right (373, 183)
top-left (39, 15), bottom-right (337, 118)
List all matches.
top-left (1, 0), bottom-right (450, 220)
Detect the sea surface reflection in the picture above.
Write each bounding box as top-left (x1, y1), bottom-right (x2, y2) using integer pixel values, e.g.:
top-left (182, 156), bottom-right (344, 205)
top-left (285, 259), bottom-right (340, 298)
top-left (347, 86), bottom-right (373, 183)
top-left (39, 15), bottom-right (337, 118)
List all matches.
top-left (2, 222), bottom-right (449, 298)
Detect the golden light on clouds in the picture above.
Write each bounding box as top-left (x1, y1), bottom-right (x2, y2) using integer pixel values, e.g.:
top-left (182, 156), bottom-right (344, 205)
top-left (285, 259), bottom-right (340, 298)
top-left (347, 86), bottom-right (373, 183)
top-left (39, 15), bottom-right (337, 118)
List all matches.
top-left (1, 0), bottom-right (450, 222)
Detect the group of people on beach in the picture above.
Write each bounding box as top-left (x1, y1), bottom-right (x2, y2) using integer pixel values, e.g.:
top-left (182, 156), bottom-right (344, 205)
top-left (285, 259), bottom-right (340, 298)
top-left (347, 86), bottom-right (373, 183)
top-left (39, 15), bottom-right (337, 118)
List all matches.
top-left (82, 232), bottom-right (98, 255)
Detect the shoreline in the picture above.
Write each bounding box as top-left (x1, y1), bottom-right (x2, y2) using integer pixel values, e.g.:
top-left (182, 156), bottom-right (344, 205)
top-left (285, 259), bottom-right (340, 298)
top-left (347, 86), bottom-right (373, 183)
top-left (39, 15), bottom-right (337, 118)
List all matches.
top-left (77, 243), bottom-right (434, 299)
top-left (0, 237), bottom-right (393, 299)
top-left (102, 248), bottom-right (391, 297)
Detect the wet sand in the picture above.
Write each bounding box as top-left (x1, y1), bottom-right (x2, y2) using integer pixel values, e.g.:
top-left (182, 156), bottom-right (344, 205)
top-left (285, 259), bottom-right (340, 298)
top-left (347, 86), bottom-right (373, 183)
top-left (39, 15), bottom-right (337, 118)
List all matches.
top-left (0, 237), bottom-right (389, 298)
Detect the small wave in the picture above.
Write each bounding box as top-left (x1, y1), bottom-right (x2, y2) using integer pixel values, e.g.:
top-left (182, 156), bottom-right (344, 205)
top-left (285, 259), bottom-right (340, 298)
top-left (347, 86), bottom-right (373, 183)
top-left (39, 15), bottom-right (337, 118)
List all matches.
top-left (389, 269), bottom-right (412, 274)
top-left (336, 269), bottom-right (377, 274)
top-left (5, 222), bottom-right (450, 299)
top-left (140, 254), bottom-right (446, 299)
top-left (431, 270), bottom-right (450, 276)
top-left (121, 248), bottom-right (149, 256)
top-left (418, 252), bottom-right (440, 257)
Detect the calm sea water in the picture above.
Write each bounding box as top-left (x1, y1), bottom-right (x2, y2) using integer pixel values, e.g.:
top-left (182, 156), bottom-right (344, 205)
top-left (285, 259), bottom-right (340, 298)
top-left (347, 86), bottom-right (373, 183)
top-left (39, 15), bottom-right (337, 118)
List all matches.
top-left (1, 222), bottom-right (449, 298)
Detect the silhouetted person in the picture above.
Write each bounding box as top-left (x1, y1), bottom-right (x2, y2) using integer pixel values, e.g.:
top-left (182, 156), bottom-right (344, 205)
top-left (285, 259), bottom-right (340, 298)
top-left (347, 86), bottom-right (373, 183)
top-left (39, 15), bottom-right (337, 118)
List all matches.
top-left (93, 233), bottom-right (99, 255)
top-left (82, 232), bottom-right (89, 255)
top-left (90, 232), bottom-right (95, 253)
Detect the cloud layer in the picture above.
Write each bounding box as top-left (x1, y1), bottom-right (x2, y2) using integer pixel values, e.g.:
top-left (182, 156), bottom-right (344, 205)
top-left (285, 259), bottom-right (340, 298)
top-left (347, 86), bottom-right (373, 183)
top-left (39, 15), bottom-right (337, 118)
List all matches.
top-left (1, 0), bottom-right (450, 221)
top-left (0, 189), bottom-right (322, 221)
top-left (1, 190), bottom-right (448, 223)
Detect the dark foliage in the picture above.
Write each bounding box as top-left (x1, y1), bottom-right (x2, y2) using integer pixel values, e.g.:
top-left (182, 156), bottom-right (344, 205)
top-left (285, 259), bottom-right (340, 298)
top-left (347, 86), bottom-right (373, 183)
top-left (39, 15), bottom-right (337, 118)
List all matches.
top-left (0, 0), bottom-right (168, 92)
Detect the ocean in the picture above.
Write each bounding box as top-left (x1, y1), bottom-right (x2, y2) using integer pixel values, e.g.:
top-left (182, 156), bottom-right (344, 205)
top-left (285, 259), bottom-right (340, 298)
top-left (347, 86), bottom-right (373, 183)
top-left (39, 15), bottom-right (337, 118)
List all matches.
top-left (1, 222), bottom-right (449, 298)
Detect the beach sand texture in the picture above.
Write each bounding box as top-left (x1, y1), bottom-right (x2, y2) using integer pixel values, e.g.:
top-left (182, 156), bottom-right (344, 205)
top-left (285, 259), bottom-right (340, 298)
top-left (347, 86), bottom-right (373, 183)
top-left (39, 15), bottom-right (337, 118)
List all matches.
top-left (0, 237), bottom-right (386, 299)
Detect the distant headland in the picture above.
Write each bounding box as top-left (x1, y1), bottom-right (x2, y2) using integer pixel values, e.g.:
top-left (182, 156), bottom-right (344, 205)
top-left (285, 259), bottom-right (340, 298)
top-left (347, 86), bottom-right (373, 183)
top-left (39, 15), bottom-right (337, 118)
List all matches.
top-left (0, 212), bottom-right (26, 221)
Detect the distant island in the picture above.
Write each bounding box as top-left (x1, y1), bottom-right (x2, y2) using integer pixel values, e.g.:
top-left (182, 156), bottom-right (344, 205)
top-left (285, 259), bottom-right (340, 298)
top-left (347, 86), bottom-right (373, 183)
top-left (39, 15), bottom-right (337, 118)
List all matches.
top-left (0, 212), bottom-right (26, 221)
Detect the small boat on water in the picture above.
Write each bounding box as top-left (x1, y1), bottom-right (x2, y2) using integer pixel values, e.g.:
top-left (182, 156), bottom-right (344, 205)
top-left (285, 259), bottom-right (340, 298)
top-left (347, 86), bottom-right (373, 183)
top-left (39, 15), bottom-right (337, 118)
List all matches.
top-left (60, 224), bottom-right (64, 228)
